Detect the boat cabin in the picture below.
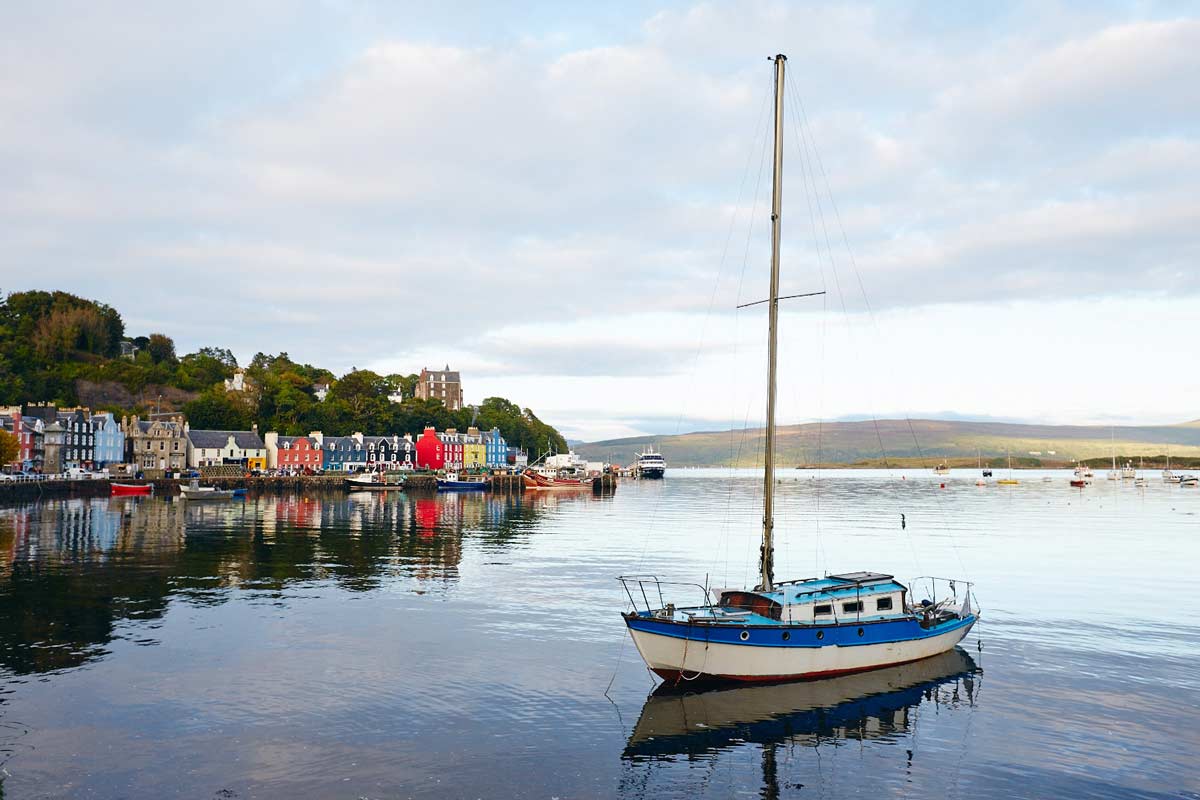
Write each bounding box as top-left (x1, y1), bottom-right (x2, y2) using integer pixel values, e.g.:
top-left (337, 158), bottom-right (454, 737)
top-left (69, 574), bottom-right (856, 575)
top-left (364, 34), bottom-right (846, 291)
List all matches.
top-left (718, 572), bottom-right (908, 625)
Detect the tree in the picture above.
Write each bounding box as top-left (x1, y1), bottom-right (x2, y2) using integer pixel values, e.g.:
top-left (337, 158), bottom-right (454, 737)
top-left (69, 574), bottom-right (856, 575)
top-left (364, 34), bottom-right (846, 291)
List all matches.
top-left (0, 429), bottom-right (19, 466)
top-left (177, 347), bottom-right (237, 390)
top-left (146, 333), bottom-right (177, 365)
top-left (183, 388), bottom-right (254, 430)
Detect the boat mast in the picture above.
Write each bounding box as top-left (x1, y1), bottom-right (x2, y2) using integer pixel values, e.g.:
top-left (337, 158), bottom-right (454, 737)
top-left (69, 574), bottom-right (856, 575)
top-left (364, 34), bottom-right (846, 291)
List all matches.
top-left (758, 54), bottom-right (787, 593)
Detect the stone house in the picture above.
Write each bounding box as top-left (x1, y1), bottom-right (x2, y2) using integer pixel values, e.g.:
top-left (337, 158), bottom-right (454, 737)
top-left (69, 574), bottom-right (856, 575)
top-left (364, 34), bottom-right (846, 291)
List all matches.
top-left (122, 414), bottom-right (189, 472)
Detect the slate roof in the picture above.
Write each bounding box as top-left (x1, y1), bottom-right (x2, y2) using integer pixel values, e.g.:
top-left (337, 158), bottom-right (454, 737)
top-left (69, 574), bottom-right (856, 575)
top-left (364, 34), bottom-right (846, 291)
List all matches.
top-left (188, 429), bottom-right (265, 450)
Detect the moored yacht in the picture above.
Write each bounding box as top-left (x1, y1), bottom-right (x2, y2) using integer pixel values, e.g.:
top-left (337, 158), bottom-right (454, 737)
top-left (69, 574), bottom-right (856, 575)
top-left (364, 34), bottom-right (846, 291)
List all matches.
top-left (619, 55), bottom-right (976, 685)
top-left (637, 447), bottom-right (666, 479)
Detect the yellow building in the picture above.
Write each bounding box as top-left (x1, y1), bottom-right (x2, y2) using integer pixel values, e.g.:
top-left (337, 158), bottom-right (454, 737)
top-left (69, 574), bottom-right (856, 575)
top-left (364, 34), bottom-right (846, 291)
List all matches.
top-left (463, 426), bottom-right (486, 469)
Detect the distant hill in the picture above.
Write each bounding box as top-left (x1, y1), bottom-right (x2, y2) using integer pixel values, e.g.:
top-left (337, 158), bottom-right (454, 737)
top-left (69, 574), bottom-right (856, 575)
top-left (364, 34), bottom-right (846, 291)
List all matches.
top-left (575, 419), bottom-right (1200, 468)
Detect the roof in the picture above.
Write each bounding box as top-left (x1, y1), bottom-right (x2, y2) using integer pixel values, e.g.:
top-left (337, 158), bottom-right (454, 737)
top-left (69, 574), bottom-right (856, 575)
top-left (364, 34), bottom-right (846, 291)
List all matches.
top-left (188, 429), bottom-right (265, 450)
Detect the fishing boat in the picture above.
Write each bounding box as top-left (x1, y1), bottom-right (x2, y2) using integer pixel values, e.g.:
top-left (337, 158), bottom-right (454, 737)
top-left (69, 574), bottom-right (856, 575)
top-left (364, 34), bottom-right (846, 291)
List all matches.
top-left (111, 482), bottom-right (153, 496)
top-left (437, 472), bottom-right (488, 492)
top-left (522, 469), bottom-right (593, 490)
top-left (1072, 462), bottom-right (1093, 484)
top-left (637, 447), bottom-right (667, 479)
top-left (1120, 460), bottom-right (1136, 480)
top-left (933, 462), bottom-right (950, 475)
top-left (619, 56), bottom-right (977, 684)
top-left (179, 479), bottom-right (235, 501)
top-left (345, 472), bottom-right (404, 491)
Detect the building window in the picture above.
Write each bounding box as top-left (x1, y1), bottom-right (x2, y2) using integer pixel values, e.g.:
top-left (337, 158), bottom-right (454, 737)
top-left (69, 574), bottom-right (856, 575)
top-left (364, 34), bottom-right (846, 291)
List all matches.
top-left (876, 597), bottom-right (893, 611)
top-left (842, 601), bottom-right (863, 614)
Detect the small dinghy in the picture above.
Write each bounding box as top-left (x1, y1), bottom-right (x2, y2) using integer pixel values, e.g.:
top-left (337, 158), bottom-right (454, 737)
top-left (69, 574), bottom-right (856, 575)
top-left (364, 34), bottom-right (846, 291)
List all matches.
top-left (111, 482), bottom-right (153, 496)
top-left (179, 479), bottom-right (234, 501)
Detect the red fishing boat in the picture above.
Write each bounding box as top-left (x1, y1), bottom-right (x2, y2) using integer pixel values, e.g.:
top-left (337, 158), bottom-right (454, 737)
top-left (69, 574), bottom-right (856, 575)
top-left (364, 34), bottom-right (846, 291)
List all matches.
top-left (111, 482), bottom-right (153, 496)
top-left (521, 469), bottom-right (593, 490)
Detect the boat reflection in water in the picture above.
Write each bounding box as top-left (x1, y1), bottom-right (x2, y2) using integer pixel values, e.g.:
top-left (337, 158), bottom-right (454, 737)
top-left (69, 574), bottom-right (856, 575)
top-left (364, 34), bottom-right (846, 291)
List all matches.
top-left (623, 647), bottom-right (979, 764)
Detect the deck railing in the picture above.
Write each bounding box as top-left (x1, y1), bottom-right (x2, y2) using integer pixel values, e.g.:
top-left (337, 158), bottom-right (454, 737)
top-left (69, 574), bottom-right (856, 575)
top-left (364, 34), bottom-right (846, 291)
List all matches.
top-left (617, 575), bottom-right (713, 616)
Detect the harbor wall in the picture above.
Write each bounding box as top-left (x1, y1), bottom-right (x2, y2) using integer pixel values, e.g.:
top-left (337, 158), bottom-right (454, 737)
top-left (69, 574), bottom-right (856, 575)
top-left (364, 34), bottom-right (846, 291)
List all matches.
top-left (0, 472), bottom-right (620, 502)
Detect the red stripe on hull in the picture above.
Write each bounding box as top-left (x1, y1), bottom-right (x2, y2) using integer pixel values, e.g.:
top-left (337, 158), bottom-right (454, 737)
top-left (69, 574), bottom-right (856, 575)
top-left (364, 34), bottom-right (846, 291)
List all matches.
top-left (652, 652), bottom-right (943, 686)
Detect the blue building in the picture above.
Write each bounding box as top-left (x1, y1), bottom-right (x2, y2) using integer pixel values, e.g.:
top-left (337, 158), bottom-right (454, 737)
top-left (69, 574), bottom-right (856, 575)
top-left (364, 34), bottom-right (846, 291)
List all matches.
top-left (484, 427), bottom-right (508, 469)
top-left (323, 434), bottom-right (367, 472)
top-left (91, 412), bottom-right (125, 467)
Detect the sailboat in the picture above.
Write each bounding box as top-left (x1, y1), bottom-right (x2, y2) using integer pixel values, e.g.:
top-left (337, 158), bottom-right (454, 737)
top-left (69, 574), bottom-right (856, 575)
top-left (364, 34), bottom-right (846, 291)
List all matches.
top-left (1163, 447), bottom-right (1180, 483)
top-left (619, 55), bottom-right (977, 684)
top-left (1107, 429), bottom-right (1120, 480)
top-left (997, 448), bottom-right (1019, 485)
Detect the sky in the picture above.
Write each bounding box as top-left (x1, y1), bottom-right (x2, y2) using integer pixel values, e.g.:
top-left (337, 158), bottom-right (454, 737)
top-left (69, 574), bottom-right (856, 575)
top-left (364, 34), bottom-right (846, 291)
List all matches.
top-left (2, 1), bottom-right (1198, 441)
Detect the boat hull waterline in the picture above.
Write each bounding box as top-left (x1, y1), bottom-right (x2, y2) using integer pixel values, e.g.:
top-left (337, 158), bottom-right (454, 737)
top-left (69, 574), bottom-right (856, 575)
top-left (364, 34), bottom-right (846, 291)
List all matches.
top-left (623, 613), bottom-right (976, 683)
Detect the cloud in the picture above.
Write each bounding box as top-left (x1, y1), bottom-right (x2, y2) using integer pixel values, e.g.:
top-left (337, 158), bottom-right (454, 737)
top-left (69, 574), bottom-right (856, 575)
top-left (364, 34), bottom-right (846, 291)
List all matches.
top-left (2, 2), bottom-right (1198, 438)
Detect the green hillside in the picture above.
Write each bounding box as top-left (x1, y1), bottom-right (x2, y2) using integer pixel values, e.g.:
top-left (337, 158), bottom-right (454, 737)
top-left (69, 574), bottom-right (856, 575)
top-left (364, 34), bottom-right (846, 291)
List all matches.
top-left (576, 419), bottom-right (1200, 468)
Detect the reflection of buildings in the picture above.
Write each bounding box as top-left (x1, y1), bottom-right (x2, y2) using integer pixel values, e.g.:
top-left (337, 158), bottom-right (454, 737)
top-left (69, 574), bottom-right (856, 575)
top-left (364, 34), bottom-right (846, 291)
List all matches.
top-left (0, 488), bottom-right (557, 678)
top-left (0, 497), bottom-right (187, 675)
top-left (621, 649), bottom-right (979, 798)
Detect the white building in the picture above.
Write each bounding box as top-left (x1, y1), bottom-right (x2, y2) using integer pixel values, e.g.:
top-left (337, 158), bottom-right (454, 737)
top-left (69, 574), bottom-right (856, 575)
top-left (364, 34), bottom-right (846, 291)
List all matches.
top-left (187, 428), bottom-right (268, 469)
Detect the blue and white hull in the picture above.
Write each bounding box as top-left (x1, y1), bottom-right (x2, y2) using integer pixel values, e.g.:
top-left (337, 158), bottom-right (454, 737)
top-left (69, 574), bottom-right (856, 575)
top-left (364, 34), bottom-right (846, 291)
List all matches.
top-left (624, 612), bottom-right (976, 683)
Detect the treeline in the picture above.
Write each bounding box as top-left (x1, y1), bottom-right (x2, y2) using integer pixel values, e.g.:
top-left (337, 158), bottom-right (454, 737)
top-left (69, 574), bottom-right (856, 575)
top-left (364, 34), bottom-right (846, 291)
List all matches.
top-left (0, 291), bottom-right (567, 456)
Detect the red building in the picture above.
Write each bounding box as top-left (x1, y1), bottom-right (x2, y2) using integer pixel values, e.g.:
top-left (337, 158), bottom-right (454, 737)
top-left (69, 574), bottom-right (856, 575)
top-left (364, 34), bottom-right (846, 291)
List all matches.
top-left (438, 428), bottom-right (465, 469)
top-left (276, 435), bottom-right (323, 472)
top-left (415, 427), bottom-right (444, 470)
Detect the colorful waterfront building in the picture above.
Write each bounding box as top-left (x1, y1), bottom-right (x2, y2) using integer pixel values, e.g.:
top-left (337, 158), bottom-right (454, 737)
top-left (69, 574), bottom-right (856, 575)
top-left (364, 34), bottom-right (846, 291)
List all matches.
top-left (58, 409), bottom-right (94, 469)
top-left (91, 412), bottom-right (125, 468)
top-left (365, 435), bottom-right (417, 470)
top-left (439, 428), bottom-right (465, 470)
top-left (264, 431), bottom-right (324, 472)
top-left (483, 427), bottom-right (508, 468)
top-left (463, 427), bottom-right (485, 469)
top-left (187, 428), bottom-right (267, 470)
top-left (122, 414), bottom-right (188, 472)
top-left (323, 433), bottom-right (366, 472)
top-left (415, 427), bottom-right (445, 470)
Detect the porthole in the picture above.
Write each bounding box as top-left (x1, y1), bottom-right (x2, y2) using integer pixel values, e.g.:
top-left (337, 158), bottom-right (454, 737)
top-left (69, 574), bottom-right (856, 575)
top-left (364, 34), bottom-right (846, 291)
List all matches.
top-left (782, 631), bottom-right (791, 642)
top-left (816, 631), bottom-right (824, 640)
top-left (857, 627), bottom-right (865, 637)
top-left (740, 630), bottom-right (750, 641)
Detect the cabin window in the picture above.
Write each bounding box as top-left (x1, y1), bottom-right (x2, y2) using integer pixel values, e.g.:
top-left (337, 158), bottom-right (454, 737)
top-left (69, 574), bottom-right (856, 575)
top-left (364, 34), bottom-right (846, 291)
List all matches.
top-left (813, 604), bottom-right (832, 616)
top-left (842, 601), bottom-right (863, 613)
top-left (876, 597), bottom-right (893, 611)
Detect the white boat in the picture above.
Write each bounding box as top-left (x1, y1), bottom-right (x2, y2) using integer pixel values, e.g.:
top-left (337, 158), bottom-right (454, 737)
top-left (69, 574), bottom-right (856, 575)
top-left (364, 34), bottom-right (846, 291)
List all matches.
top-left (1180, 475), bottom-right (1198, 487)
top-left (345, 472), bottom-right (404, 491)
top-left (1163, 448), bottom-right (1178, 483)
top-left (1072, 462), bottom-right (1093, 484)
top-left (1106, 429), bottom-right (1119, 480)
top-left (1120, 461), bottom-right (1136, 480)
top-left (179, 479), bottom-right (234, 501)
top-left (620, 55), bottom-right (976, 684)
top-left (636, 447), bottom-right (666, 479)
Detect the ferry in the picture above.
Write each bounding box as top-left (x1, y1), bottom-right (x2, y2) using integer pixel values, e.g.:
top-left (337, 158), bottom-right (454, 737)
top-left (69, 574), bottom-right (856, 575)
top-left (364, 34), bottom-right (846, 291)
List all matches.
top-left (637, 447), bottom-right (666, 479)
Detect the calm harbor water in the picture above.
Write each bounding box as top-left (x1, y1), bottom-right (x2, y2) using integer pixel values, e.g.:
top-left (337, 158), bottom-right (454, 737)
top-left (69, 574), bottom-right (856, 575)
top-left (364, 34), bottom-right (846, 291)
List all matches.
top-left (0, 470), bottom-right (1197, 799)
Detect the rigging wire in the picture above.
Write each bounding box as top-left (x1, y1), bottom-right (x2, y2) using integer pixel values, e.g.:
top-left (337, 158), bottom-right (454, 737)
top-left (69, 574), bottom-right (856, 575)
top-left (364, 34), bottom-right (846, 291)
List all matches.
top-left (632, 72), bottom-right (773, 578)
top-left (784, 76), bottom-right (927, 577)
